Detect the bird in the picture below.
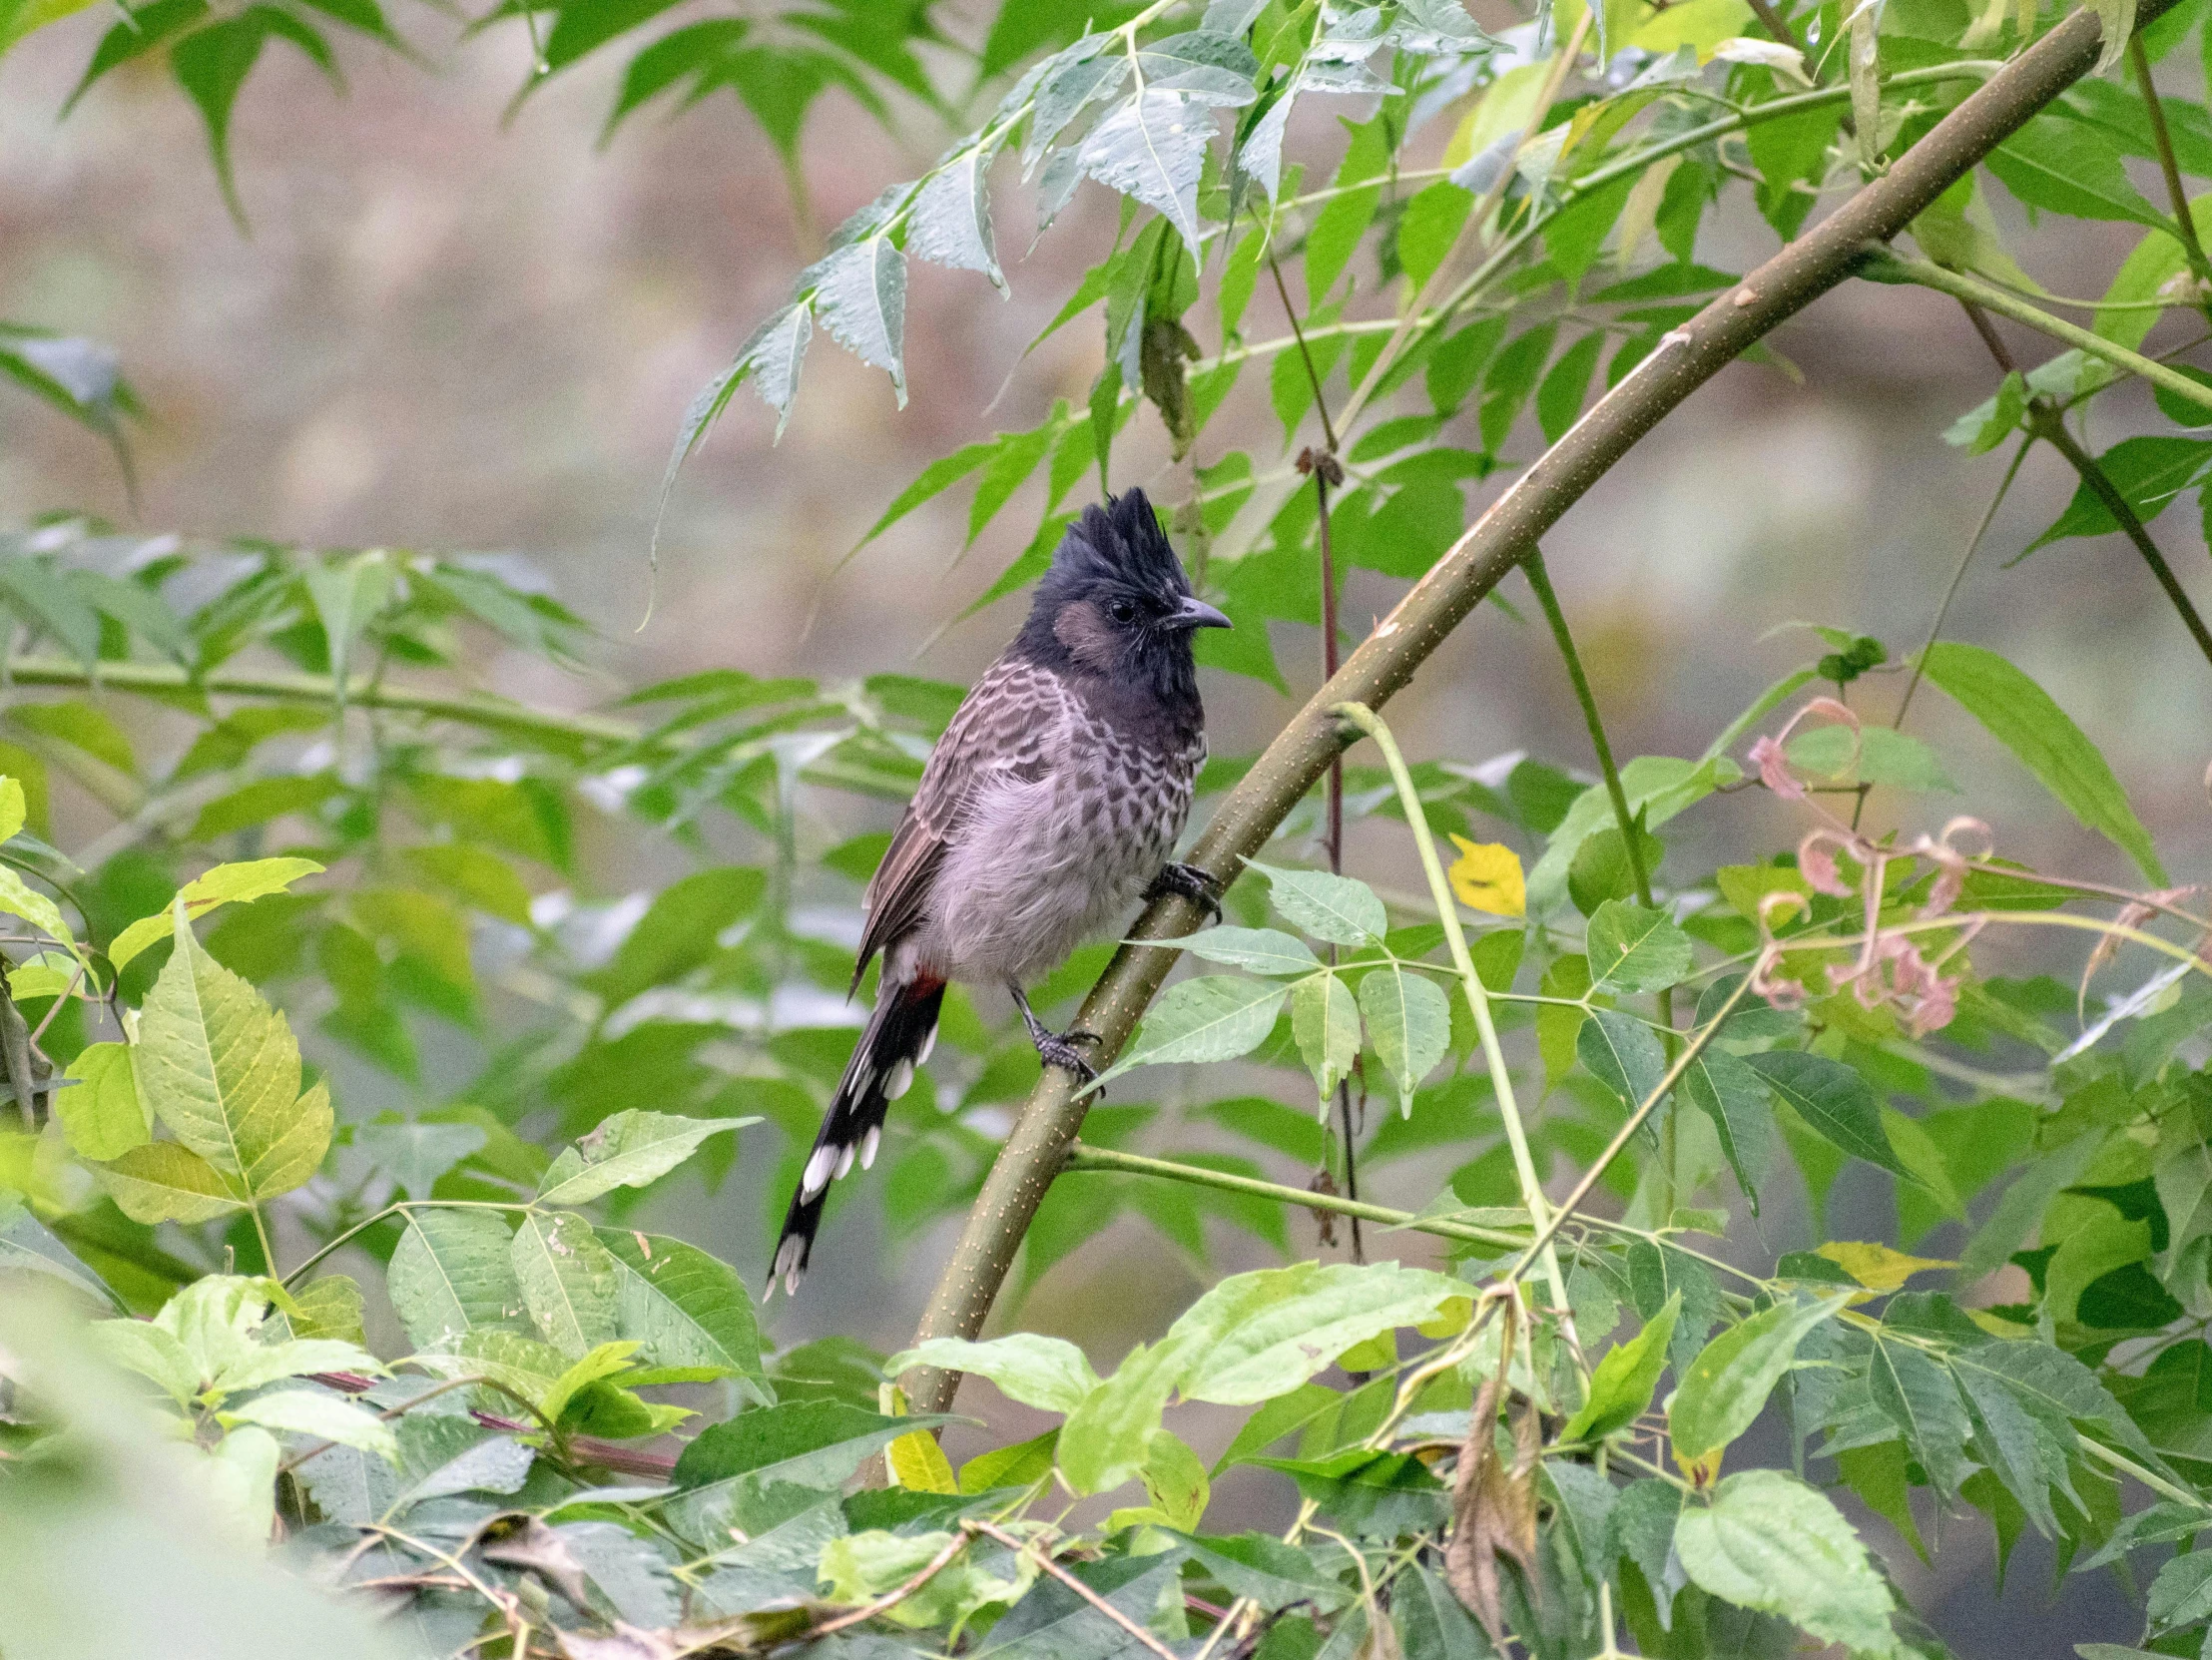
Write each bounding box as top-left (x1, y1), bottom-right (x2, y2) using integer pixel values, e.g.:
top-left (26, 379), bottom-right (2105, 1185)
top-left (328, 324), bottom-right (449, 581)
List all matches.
top-left (770, 488), bottom-right (1230, 1295)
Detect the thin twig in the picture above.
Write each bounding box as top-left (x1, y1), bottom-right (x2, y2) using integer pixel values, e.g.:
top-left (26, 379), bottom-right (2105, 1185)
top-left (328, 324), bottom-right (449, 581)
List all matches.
top-left (1894, 432), bottom-right (2031, 730)
top-left (806, 1528), bottom-right (974, 1637)
top-left (2128, 32), bottom-right (2212, 295)
top-left (966, 1520), bottom-right (1182, 1660)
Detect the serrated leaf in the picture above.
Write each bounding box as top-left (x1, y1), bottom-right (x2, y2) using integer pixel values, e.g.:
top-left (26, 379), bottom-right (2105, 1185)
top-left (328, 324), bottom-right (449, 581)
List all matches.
top-left (1586, 898), bottom-right (1693, 993)
top-left (1868, 1337), bottom-right (1972, 1493)
top-left (909, 142), bottom-right (1005, 292)
top-left (108, 856), bottom-right (324, 970)
top-left (1675, 1469), bottom-right (1900, 1657)
top-left (137, 914), bottom-right (328, 1200)
top-left (1578, 1008), bottom-right (1666, 1113)
top-left (1918, 640), bottom-right (2164, 883)
top-left (1078, 88), bottom-right (1215, 255)
top-left (224, 1386), bottom-right (398, 1463)
top-left (93, 1138), bottom-right (242, 1224)
top-left (1027, 41), bottom-right (1125, 167)
top-left (1170, 1259), bottom-right (1464, 1403)
top-left (511, 1209), bottom-right (619, 1357)
top-left (1250, 859), bottom-right (1387, 943)
top-left (1291, 971), bottom-right (1360, 1107)
top-left (1563, 1293), bottom-right (1679, 1444)
top-left (1177, 925), bottom-right (1323, 976)
top-left (387, 1209), bottom-right (527, 1352)
top-left (55, 1040), bottom-right (147, 1161)
top-left (809, 238), bottom-right (907, 406)
top-left (1987, 113), bottom-right (2165, 227)
top-left (1133, 29), bottom-right (1258, 103)
top-left (599, 1228), bottom-right (765, 1396)
top-left (1680, 1045), bottom-right (1776, 1212)
top-left (884, 1335), bottom-right (1101, 1413)
top-left (536, 1110), bottom-right (755, 1206)
top-left (1747, 1049), bottom-right (1907, 1176)
top-left (1114, 975), bottom-right (1286, 1073)
top-left (355, 1118), bottom-right (486, 1200)
top-left (1358, 966), bottom-right (1450, 1114)
top-left (1669, 1294), bottom-right (1851, 1474)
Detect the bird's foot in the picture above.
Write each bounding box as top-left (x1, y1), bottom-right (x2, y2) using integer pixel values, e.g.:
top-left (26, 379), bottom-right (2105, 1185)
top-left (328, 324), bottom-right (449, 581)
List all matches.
top-left (1011, 987), bottom-right (1102, 1082)
top-left (1145, 860), bottom-right (1224, 924)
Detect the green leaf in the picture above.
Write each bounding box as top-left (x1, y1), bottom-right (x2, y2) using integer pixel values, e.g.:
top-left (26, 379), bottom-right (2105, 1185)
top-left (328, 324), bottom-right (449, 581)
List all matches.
top-left (1246, 1448), bottom-right (1446, 1534)
top-left (886, 1334), bottom-right (1102, 1414)
top-left (0, 862), bottom-right (72, 946)
top-left (1058, 1337), bottom-right (1185, 1493)
top-left (1291, 971), bottom-right (1360, 1106)
top-left (1986, 113), bottom-right (2169, 228)
top-left (1358, 966), bottom-right (1450, 1113)
top-left (1586, 899), bottom-right (1694, 993)
top-left (1868, 1337), bottom-right (1972, 1493)
top-left (1249, 859), bottom-right (1387, 943)
top-left (1169, 1260), bottom-right (1463, 1403)
top-left (2150, 1554), bottom-right (2212, 1631)
top-left (536, 1110), bottom-right (756, 1206)
top-left (302, 551), bottom-right (394, 696)
top-left (1112, 975), bottom-right (1286, 1074)
top-left (172, 9), bottom-right (337, 228)
top-left (2024, 435), bottom-right (2212, 553)
top-left (1674, 1469), bottom-right (1900, 1657)
top-left (540, 1340), bottom-right (642, 1423)
top-left (224, 1387), bottom-right (397, 1463)
top-left (1180, 1531), bottom-right (1352, 1613)
top-left (854, 439), bottom-right (998, 550)
top-left (578, 867), bottom-right (765, 1008)
top-left (1680, 1046), bottom-right (1777, 1212)
top-left (93, 1139), bottom-right (243, 1224)
top-left (1746, 1050), bottom-right (1906, 1176)
top-left (598, 1228), bottom-right (765, 1396)
top-left (1562, 1293), bottom-right (1679, 1443)
top-left (510, 1209), bottom-right (619, 1357)
top-left (1079, 88), bottom-right (1215, 255)
top-left (387, 1209), bottom-right (528, 1352)
top-left (962, 1427), bottom-right (1059, 1493)
top-left (107, 856), bottom-right (324, 970)
top-left (1536, 330), bottom-right (1604, 443)
top-left (1669, 1293), bottom-right (1852, 1471)
top-left (1176, 926), bottom-right (1323, 976)
top-left (54, 1041), bottom-right (147, 1161)
top-left (1397, 180), bottom-right (1474, 288)
top-left (136, 910), bottom-right (329, 1200)
top-left (809, 237), bottom-right (908, 407)
top-left (1918, 641), bottom-right (2164, 882)
top-left (354, 1118), bottom-right (486, 1200)
top-left (1578, 1008), bottom-right (1666, 1114)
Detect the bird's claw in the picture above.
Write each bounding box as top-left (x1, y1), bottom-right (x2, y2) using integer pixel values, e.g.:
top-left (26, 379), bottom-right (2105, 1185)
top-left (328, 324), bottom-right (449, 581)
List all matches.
top-left (1033, 1030), bottom-right (1101, 1082)
top-left (1147, 861), bottom-right (1224, 925)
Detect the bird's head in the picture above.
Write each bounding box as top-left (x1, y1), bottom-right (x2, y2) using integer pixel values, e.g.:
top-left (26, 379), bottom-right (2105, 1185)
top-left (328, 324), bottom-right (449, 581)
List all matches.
top-left (1016, 489), bottom-right (1229, 693)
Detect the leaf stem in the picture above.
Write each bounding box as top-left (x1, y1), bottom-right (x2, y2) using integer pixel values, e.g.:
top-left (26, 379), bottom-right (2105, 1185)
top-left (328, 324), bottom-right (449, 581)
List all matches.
top-left (1060, 1142), bottom-right (1532, 1247)
top-left (2127, 31), bottom-right (2212, 296)
top-left (281, 1199), bottom-right (531, 1288)
top-left (1523, 550), bottom-right (1650, 909)
top-left (1892, 431), bottom-right (2031, 731)
top-left (1868, 250), bottom-right (2212, 415)
top-left (1332, 702), bottom-right (1574, 1328)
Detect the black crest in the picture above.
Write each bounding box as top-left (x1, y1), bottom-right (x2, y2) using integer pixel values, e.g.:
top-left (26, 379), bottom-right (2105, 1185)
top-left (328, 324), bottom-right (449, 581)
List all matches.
top-left (1034, 488), bottom-right (1190, 612)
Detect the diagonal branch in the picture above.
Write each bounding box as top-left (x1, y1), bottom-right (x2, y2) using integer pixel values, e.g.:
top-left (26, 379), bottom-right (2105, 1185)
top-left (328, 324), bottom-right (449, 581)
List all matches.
top-left (899, 0), bottom-right (2176, 1417)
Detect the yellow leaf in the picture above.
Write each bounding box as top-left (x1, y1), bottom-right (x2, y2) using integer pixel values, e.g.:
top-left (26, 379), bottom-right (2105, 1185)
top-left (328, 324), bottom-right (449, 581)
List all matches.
top-left (1448, 837), bottom-right (1526, 918)
top-left (1815, 1241), bottom-right (1954, 1293)
top-left (1416, 1295), bottom-right (1475, 1340)
top-left (888, 1426), bottom-right (958, 1493)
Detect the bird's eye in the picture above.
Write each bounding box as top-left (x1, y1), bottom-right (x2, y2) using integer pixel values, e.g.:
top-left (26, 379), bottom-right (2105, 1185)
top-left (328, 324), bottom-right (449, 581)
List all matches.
top-left (1108, 598), bottom-right (1137, 624)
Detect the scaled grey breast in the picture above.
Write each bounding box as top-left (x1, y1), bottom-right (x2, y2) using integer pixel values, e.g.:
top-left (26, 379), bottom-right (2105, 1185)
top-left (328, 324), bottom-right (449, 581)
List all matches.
top-left (856, 658), bottom-right (1078, 973)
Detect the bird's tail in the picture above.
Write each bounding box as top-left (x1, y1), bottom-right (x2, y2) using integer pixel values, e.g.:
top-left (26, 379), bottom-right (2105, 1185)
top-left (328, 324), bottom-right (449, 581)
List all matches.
top-left (770, 971), bottom-right (944, 1295)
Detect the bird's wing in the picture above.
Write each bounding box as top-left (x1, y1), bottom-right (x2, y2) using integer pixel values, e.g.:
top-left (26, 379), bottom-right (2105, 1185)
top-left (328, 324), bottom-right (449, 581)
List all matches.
top-left (852, 658), bottom-right (1073, 984)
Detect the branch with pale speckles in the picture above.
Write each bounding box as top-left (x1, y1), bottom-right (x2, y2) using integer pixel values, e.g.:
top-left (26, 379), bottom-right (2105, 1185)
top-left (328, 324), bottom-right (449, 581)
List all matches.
top-left (901, 0), bottom-right (2172, 1415)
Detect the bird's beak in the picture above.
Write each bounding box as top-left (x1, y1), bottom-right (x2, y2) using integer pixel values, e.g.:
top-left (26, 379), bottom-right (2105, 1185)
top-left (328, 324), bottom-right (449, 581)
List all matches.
top-left (1170, 595), bottom-right (1232, 631)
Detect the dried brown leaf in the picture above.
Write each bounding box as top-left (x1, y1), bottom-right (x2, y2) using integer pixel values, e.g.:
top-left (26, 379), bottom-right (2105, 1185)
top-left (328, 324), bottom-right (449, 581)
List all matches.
top-left (1443, 1312), bottom-right (1540, 1644)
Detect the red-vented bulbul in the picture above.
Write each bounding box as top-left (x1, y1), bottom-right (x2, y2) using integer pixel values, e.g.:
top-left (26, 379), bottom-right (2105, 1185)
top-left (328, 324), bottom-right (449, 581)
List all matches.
top-left (771, 489), bottom-right (1228, 1293)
